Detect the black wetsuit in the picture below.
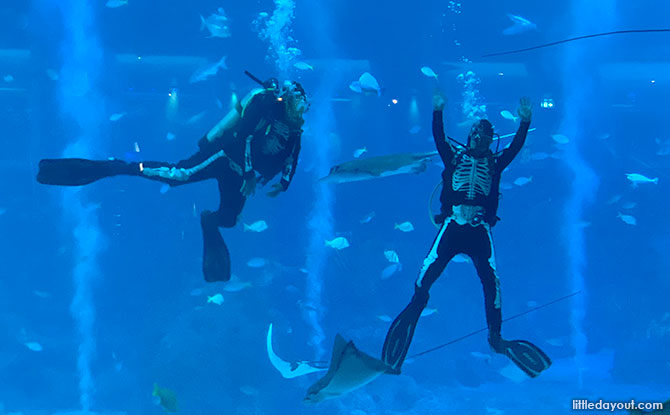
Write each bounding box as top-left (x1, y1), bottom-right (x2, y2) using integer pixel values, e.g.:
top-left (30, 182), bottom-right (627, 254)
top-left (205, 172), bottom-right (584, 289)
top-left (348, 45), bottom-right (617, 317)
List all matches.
top-left (37, 88), bottom-right (303, 282)
top-left (140, 89), bottom-right (302, 227)
top-left (381, 109), bottom-right (530, 373)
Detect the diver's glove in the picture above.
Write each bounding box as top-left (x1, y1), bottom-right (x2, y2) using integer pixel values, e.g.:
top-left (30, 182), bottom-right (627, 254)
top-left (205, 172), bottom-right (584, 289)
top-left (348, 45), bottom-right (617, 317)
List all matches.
top-left (518, 97), bottom-right (532, 122)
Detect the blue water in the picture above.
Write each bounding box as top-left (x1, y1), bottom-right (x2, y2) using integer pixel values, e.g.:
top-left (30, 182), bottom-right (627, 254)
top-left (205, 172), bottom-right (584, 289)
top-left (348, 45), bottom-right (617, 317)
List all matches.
top-left (2, 0), bottom-right (669, 414)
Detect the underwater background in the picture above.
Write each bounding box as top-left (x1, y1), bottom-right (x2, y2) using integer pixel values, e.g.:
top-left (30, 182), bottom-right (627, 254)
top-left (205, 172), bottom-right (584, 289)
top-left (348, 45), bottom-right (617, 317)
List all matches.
top-left (1, 0), bottom-right (669, 414)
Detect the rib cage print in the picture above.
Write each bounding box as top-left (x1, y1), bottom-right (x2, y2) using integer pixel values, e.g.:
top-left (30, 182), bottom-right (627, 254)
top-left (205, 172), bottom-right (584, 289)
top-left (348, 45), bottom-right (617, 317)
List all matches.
top-left (451, 153), bottom-right (492, 200)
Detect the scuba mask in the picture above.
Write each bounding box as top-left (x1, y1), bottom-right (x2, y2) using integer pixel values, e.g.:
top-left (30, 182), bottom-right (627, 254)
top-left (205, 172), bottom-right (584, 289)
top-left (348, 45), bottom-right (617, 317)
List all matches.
top-left (281, 80), bottom-right (310, 113)
top-left (468, 119), bottom-right (494, 151)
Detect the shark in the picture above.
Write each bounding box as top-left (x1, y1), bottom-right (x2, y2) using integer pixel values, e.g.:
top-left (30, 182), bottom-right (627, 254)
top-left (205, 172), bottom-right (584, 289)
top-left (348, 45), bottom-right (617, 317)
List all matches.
top-left (319, 151), bottom-right (440, 184)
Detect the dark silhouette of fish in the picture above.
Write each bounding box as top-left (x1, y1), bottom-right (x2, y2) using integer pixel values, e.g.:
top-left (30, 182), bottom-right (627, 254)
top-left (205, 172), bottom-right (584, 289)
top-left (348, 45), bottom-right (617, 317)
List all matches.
top-left (320, 151), bottom-right (439, 184)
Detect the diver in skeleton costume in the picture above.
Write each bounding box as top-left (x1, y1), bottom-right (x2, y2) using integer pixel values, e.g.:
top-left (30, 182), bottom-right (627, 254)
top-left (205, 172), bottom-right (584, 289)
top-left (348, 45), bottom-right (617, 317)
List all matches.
top-left (36, 77), bottom-right (308, 283)
top-left (381, 92), bottom-right (551, 378)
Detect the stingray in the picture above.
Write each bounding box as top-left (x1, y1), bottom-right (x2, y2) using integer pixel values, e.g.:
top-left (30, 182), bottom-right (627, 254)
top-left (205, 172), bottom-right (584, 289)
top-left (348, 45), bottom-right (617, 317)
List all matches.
top-left (319, 151), bottom-right (439, 184)
top-left (304, 334), bottom-right (390, 404)
top-left (266, 324), bottom-right (328, 379)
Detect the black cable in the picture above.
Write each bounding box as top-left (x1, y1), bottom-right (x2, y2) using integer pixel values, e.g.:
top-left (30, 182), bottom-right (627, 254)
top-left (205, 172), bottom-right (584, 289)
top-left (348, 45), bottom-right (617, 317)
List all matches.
top-left (483, 29), bottom-right (670, 58)
top-left (408, 290), bottom-right (582, 359)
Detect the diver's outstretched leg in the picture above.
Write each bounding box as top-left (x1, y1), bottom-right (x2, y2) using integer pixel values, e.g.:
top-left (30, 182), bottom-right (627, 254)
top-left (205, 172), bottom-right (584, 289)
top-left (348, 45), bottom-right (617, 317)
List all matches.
top-left (37, 158), bottom-right (140, 186)
top-left (471, 225), bottom-right (552, 378)
top-left (382, 221), bottom-right (456, 373)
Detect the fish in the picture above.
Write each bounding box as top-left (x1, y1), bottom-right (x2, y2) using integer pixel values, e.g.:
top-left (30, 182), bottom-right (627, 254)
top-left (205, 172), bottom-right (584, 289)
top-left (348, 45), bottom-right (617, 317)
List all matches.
top-left (189, 288), bottom-right (203, 296)
top-left (529, 151), bottom-right (550, 161)
top-left (266, 324), bottom-right (327, 379)
top-left (294, 61), bottom-right (313, 71)
top-left (420, 308), bottom-right (438, 317)
top-left (3, 74), bottom-right (14, 83)
top-left (246, 257), bottom-right (267, 268)
top-left (244, 220), bottom-right (268, 232)
top-left (409, 125), bottom-right (421, 134)
top-left (207, 293), bottom-right (224, 305)
top-left (380, 263), bottom-right (402, 280)
top-left (503, 14), bottom-right (537, 35)
top-left (606, 194), bottom-right (622, 205)
top-left (470, 351), bottom-right (492, 361)
top-left (349, 72), bottom-right (382, 96)
top-left (319, 151), bottom-right (439, 184)
top-left (105, 0), bottom-right (128, 8)
top-left (185, 110), bottom-right (207, 125)
top-left (189, 56), bottom-right (227, 83)
top-left (109, 112), bottom-right (126, 121)
top-left (551, 134), bottom-right (570, 144)
top-left (24, 342), bottom-right (43, 352)
top-left (617, 212), bottom-right (637, 226)
top-left (383, 250), bottom-right (399, 263)
top-left (394, 222), bottom-right (414, 232)
top-left (166, 132), bottom-right (176, 141)
top-left (626, 173), bottom-right (658, 186)
top-left (304, 335), bottom-right (389, 403)
top-left (621, 201), bottom-right (637, 209)
top-left (452, 253), bottom-right (471, 263)
top-left (200, 8), bottom-right (231, 38)
top-left (222, 279), bottom-right (253, 293)
top-left (513, 176), bottom-right (533, 186)
top-left (360, 211), bottom-right (375, 224)
top-left (325, 237), bottom-right (350, 250)
top-left (353, 147), bottom-right (367, 158)
top-left (376, 315), bottom-right (392, 322)
top-left (152, 383), bottom-right (178, 413)
top-left (159, 184), bottom-right (169, 194)
top-left (500, 182), bottom-right (514, 190)
top-left (500, 110), bottom-right (518, 122)
top-left (420, 66), bottom-right (438, 79)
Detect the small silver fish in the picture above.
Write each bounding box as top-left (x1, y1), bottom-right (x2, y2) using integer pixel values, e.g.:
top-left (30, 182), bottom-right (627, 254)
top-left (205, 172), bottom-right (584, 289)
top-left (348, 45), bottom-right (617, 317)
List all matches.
top-left (222, 280), bottom-right (253, 293)
top-left (617, 212), bottom-right (637, 225)
top-left (376, 314), bottom-right (392, 322)
top-left (246, 257), bottom-right (267, 268)
top-left (109, 112), bottom-right (126, 121)
top-left (3, 74), bottom-right (14, 83)
top-left (244, 220), bottom-right (268, 232)
top-left (513, 176), bottom-right (533, 186)
top-left (626, 173), bottom-right (658, 186)
top-left (360, 211), bottom-right (375, 224)
top-left (551, 134), bottom-right (569, 144)
top-left (207, 293), bottom-right (224, 305)
top-left (105, 0), bottom-right (128, 8)
top-left (383, 250), bottom-right (399, 263)
top-left (24, 342), bottom-right (43, 352)
top-left (409, 125), bottom-right (421, 134)
top-left (420, 308), bottom-right (438, 317)
top-left (420, 66), bottom-right (438, 79)
top-left (353, 147), bottom-right (367, 158)
top-left (349, 72), bottom-right (381, 96)
top-left (500, 110), bottom-right (518, 122)
top-left (325, 237), bottom-right (350, 250)
top-left (293, 61), bottom-right (313, 71)
top-left (503, 14), bottom-right (537, 35)
top-left (394, 222), bottom-right (414, 232)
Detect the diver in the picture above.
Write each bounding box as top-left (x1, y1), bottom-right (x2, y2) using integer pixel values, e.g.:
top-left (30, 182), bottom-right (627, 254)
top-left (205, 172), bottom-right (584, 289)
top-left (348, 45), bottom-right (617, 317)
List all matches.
top-left (36, 75), bottom-right (309, 283)
top-left (381, 91), bottom-right (552, 378)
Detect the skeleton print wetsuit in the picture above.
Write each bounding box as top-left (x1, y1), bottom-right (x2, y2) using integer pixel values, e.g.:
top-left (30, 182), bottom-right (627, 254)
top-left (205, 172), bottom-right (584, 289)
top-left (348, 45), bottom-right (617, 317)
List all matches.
top-left (381, 109), bottom-right (530, 373)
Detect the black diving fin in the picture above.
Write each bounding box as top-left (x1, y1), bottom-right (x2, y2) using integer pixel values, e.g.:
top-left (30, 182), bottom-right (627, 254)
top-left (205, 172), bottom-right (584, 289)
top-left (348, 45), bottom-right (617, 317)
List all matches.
top-left (37, 158), bottom-right (137, 186)
top-left (503, 339), bottom-right (552, 378)
top-left (201, 211), bottom-right (231, 283)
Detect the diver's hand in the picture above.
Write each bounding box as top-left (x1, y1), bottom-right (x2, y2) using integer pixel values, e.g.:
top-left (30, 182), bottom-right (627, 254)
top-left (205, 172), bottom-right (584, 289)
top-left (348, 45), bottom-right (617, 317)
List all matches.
top-left (266, 183), bottom-right (283, 198)
top-left (433, 92), bottom-right (446, 111)
top-left (518, 97), bottom-right (532, 122)
top-left (240, 174), bottom-right (257, 197)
